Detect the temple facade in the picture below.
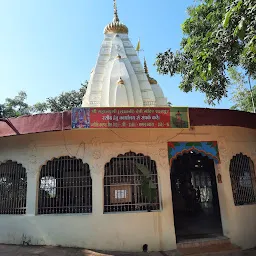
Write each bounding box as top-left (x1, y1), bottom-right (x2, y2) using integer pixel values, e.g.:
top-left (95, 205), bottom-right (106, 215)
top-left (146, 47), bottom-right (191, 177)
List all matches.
top-left (0, 1), bottom-right (255, 254)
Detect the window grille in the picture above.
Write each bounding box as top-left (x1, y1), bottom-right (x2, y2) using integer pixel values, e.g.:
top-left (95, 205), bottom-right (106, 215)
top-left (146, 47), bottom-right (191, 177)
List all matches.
top-left (229, 153), bottom-right (256, 206)
top-left (38, 156), bottom-right (92, 214)
top-left (104, 152), bottom-right (160, 213)
top-left (0, 161), bottom-right (27, 214)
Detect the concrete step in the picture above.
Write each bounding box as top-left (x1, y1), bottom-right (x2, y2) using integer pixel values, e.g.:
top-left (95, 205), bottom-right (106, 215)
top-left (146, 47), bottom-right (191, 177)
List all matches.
top-left (176, 237), bottom-right (241, 256)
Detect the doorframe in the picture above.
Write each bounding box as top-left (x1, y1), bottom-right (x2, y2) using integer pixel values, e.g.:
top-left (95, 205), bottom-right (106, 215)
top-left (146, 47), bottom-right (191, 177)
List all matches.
top-left (168, 142), bottom-right (220, 165)
top-left (168, 141), bottom-right (224, 241)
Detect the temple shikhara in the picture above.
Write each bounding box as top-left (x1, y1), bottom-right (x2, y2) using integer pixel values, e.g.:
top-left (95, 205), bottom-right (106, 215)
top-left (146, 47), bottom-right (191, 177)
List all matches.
top-left (82, 1), bottom-right (167, 108)
top-left (0, 1), bottom-right (256, 254)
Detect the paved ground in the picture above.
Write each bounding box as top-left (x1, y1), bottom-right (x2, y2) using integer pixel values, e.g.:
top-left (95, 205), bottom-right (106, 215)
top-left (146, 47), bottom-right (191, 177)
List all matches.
top-left (0, 244), bottom-right (255, 256)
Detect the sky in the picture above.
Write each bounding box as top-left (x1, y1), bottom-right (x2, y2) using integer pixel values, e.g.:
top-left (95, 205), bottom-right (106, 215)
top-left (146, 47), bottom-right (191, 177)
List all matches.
top-left (0, 0), bottom-right (233, 109)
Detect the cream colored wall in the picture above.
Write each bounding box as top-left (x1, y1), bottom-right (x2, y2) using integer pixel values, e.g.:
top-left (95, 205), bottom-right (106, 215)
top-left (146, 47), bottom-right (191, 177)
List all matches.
top-left (217, 132), bottom-right (256, 249)
top-left (0, 126), bottom-right (255, 251)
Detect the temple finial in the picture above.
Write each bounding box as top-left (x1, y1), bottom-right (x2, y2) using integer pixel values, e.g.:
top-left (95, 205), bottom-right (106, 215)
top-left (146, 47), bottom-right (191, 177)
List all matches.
top-left (144, 57), bottom-right (158, 84)
top-left (117, 77), bottom-right (124, 85)
top-left (104, 0), bottom-right (128, 34)
top-left (113, 0), bottom-right (119, 22)
top-left (144, 57), bottom-right (149, 75)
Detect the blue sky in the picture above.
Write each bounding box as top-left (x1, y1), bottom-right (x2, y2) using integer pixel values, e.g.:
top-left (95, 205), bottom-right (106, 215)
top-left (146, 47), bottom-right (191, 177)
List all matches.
top-left (0, 0), bottom-right (232, 109)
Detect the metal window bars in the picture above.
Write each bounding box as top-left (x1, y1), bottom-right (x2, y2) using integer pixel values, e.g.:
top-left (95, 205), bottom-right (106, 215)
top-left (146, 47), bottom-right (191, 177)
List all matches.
top-left (104, 152), bottom-right (160, 213)
top-left (0, 161), bottom-right (27, 214)
top-left (38, 156), bottom-right (92, 214)
top-left (229, 153), bottom-right (256, 206)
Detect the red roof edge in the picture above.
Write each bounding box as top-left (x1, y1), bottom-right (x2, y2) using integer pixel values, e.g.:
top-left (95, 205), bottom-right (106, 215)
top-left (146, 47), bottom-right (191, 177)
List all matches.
top-left (189, 108), bottom-right (256, 129)
top-left (0, 108), bottom-right (255, 138)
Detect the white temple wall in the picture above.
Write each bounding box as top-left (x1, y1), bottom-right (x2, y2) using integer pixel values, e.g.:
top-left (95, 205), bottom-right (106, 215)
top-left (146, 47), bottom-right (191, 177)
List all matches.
top-left (0, 126), bottom-right (255, 251)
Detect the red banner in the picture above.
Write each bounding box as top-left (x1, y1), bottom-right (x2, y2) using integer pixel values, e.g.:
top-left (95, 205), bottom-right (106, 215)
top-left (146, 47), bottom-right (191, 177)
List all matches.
top-left (90, 107), bottom-right (171, 128)
top-left (71, 107), bottom-right (189, 129)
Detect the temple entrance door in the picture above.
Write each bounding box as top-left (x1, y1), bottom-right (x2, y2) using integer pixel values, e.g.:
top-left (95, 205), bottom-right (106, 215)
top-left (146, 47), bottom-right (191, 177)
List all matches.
top-left (171, 151), bottom-right (223, 242)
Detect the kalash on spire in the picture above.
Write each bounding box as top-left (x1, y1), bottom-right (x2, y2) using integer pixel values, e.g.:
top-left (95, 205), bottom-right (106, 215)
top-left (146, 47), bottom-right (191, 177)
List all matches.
top-left (104, 0), bottom-right (128, 34)
top-left (82, 0), bottom-right (167, 107)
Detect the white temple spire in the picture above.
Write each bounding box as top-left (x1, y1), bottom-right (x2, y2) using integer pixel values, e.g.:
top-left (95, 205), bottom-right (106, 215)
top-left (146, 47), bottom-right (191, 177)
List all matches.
top-left (82, 2), bottom-right (167, 107)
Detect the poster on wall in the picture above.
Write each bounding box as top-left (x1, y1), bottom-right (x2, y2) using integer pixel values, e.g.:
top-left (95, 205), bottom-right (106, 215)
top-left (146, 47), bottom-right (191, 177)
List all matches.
top-left (71, 107), bottom-right (190, 129)
top-left (71, 108), bottom-right (90, 128)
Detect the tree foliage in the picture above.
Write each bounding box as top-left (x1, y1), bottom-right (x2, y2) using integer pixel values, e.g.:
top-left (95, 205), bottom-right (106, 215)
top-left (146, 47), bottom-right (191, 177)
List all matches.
top-left (0, 91), bottom-right (30, 118)
top-left (1, 82), bottom-right (88, 118)
top-left (155, 0), bottom-right (256, 105)
top-left (228, 67), bottom-right (256, 112)
top-left (231, 84), bottom-right (256, 112)
top-left (45, 81), bottom-right (87, 113)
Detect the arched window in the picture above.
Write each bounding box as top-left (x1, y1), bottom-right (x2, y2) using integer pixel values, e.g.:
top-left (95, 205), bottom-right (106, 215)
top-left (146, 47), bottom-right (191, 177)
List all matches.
top-left (104, 152), bottom-right (160, 213)
top-left (229, 153), bottom-right (256, 205)
top-left (38, 156), bottom-right (92, 214)
top-left (0, 161), bottom-right (27, 214)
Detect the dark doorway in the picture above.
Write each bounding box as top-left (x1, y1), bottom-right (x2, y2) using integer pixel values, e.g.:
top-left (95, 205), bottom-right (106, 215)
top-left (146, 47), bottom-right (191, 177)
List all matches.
top-left (171, 151), bottom-right (223, 242)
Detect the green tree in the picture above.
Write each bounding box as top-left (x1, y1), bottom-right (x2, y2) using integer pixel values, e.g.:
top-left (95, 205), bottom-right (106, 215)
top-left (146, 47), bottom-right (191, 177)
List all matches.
top-left (1, 81), bottom-right (88, 118)
top-left (30, 102), bottom-right (48, 114)
top-left (1, 91), bottom-right (30, 118)
top-left (223, 0), bottom-right (256, 76)
top-left (228, 67), bottom-right (256, 112)
top-left (45, 81), bottom-right (87, 112)
top-left (155, 0), bottom-right (256, 105)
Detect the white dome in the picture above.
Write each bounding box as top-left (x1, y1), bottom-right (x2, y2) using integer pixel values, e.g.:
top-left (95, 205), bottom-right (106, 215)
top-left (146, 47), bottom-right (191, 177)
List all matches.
top-left (151, 83), bottom-right (168, 106)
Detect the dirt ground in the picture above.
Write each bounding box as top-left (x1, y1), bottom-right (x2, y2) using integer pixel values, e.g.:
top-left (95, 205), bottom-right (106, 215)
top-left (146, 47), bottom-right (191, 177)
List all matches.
top-left (0, 244), bottom-right (255, 256)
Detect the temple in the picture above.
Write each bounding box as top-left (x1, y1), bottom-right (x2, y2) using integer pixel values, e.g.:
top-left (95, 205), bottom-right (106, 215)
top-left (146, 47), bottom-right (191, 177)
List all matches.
top-left (0, 1), bottom-right (255, 254)
top-left (82, 1), bottom-right (167, 107)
